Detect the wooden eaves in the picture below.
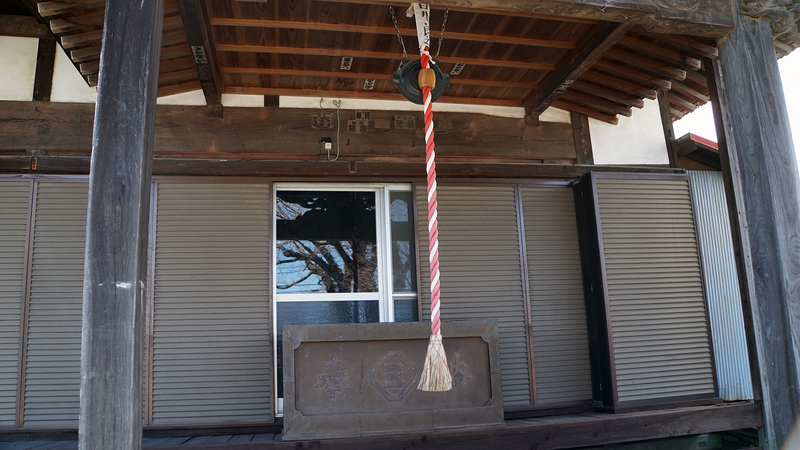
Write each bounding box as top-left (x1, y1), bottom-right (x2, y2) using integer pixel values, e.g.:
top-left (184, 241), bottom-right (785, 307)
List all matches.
top-left (23, 0), bottom-right (733, 124)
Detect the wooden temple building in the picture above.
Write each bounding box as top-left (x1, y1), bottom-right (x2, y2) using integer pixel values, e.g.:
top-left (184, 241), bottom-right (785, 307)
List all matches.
top-left (0, 0), bottom-right (799, 448)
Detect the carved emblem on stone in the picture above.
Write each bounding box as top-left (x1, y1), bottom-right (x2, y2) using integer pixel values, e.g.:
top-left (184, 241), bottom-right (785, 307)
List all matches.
top-left (740, 0), bottom-right (800, 38)
top-left (368, 351), bottom-right (420, 402)
top-left (313, 357), bottom-right (353, 399)
top-left (449, 353), bottom-right (477, 388)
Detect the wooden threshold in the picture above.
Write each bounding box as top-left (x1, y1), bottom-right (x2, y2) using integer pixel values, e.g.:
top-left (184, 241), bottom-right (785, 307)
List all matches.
top-left (0, 403), bottom-right (762, 450)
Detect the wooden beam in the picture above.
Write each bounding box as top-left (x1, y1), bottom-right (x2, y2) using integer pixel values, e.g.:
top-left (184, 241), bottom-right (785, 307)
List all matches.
top-left (603, 48), bottom-right (686, 81)
top-left (220, 67), bottom-right (538, 90)
top-left (656, 88), bottom-right (679, 168)
top-left (216, 44), bottom-right (557, 72)
top-left (0, 14), bottom-right (50, 38)
top-left (0, 102), bottom-right (579, 162)
top-left (617, 35), bottom-right (701, 70)
top-left (523, 22), bottom-right (632, 118)
top-left (177, 0), bottom-right (223, 117)
top-left (224, 87), bottom-right (523, 107)
top-left (580, 70), bottom-right (657, 100)
top-left (551, 99), bottom-right (618, 125)
top-left (570, 111), bottom-right (593, 165)
top-left (670, 81), bottom-right (709, 104)
top-left (706, 11), bottom-right (800, 448)
top-left (317, 0), bottom-right (734, 37)
top-left (649, 33), bottom-right (719, 59)
top-left (37, 0), bottom-right (105, 17)
top-left (569, 80), bottom-right (644, 109)
top-left (209, 17), bottom-right (577, 50)
top-left (33, 37), bottom-right (57, 102)
top-left (79, 0), bottom-right (163, 449)
top-left (560, 90), bottom-right (632, 117)
top-left (592, 59), bottom-right (671, 90)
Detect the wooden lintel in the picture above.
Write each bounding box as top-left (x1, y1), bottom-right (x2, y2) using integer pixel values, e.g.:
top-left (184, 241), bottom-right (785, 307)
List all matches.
top-left (523, 22), bottom-right (633, 120)
top-left (0, 101), bottom-right (577, 161)
top-left (2, 155), bottom-right (690, 180)
top-left (318, 0), bottom-right (734, 38)
top-left (177, 0), bottom-right (223, 115)
top-left (0, 14), bottom-right (50, 38)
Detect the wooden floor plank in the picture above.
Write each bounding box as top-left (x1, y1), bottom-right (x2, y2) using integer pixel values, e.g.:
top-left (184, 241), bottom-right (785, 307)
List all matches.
top-left (226, 435), bottom-right (255, 444)
top-left (144, 437), bottom-right (174, 447)
top-left (205, 436), bottom-right (234, 444)
top-left (0, 403), bottom-right (762, 450)
top-left (153, 437), bottom-right (193, 447)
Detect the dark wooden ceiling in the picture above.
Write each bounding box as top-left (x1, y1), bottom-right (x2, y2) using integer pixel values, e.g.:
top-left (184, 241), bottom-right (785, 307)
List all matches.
top-left (26, 0), bottom-right (800, 124)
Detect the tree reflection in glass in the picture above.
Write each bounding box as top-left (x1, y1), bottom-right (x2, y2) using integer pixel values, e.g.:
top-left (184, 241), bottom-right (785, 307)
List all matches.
top-left (276, 191), bottom-right (378, 293)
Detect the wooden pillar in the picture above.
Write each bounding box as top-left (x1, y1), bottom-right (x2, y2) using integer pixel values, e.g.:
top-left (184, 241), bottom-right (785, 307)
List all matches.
top-left (570, 111), bottom-right (594, 165)
top-left (706, 3), bottom-right (800, 448)
top-left (656, 88), bottom-right (680, 168)
top-left (79, 0), bottom-right (164, 448)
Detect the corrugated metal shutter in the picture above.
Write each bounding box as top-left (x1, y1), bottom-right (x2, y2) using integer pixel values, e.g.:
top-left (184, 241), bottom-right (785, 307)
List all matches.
top-left (24, 181), bottom-right (87, 426)
top-left (688, 171), bottom-right (753, 401)
top-left (595, 178), bottom-right (716, 404)
top-left (152, 183), bottom-right (272, 424)
top-left (520, 186), bottom-right (592, 404)
top-left (0, 180), bottom-right (31, 426)
top-left (417, 185), bottom-right (530, 405)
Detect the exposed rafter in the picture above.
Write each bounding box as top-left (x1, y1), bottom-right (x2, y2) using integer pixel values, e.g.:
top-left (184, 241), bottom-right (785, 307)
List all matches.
top-left (523, 22), bottom-right (632, 118)
top-left (177, 0), bottom-right (223, 117)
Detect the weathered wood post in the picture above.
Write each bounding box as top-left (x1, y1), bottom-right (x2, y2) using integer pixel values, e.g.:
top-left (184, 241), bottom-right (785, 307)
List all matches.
top-left (79, 0), bottom-right (164, 448)
top-left (706, 2), bottom-right (800, 448)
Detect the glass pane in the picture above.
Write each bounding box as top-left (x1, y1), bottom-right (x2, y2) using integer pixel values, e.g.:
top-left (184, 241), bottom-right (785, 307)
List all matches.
top-left (276, 301), bottom-right (380, 397)
top-left (393, 297), bottom-right (419, 323)
top-left (276, 191), bottom-right (378, 293)
top-left (389, 191), bottom-right (417, 293)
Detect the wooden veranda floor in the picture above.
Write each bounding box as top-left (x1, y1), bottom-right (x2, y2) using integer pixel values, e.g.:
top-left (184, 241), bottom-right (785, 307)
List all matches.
top-left (0, 403), bottom-right (762, 450)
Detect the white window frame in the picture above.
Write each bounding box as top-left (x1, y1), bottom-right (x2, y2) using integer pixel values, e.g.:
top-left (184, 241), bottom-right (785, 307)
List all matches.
top-left (271, 182), bottom-right (414, 415)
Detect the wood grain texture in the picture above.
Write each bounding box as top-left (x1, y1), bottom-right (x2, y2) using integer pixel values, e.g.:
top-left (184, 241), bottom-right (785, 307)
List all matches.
top-left (317, 0), bottom-right (734, 37)
top-left (656, 88), bottom-right (680, 168)
top-left (177, 0), bottom-right (223, 116)
top-left (0, 14), bottom-right (50, 38)
top-left (78, 0), bottom-right (164, 449)
top-left (523, 22), bottom-right (632, 117)
top-left (0, 403), bottom-right (763, 450)
top-left (33, 37), bottom-right (57, 102)
top-left (0, 102), bottom-right (576, 161)
top-left (570, 111), bottom-right (593, 165)
top-left (709, 13), bottom-right (800, 450)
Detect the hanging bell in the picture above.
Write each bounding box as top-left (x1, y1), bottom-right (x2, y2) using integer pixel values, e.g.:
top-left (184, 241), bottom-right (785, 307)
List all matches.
top-left (392, 58), bottom-right (450, 105)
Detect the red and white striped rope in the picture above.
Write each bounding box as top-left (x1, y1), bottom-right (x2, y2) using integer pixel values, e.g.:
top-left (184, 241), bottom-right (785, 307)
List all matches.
top-left (420, 47), bottom-right (442, 337)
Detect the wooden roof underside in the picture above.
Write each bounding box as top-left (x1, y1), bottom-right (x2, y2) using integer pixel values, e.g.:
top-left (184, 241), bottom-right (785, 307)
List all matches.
top-left (33, 0), bottom-right (796, 124)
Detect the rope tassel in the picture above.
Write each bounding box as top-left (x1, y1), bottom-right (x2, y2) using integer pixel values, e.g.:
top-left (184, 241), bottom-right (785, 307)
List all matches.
top-left (410, 2), bottom-right (452, 392)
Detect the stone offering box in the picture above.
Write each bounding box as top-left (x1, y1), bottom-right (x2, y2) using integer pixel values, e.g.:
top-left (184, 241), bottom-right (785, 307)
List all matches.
top-left (282, 320), bottom-right (504, 440)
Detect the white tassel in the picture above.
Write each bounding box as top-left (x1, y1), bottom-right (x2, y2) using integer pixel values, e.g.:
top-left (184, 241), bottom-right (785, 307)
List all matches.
top-left (417, 334), bottom-right (452, 392)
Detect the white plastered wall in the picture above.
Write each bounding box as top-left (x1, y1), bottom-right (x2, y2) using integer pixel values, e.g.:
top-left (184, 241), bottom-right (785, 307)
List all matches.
top-left (589, 98), bottom-right (669, 165)
top-left (51, 44), bottom-right (97, 103)
top-left (0, 36), bottom-right (38, 101)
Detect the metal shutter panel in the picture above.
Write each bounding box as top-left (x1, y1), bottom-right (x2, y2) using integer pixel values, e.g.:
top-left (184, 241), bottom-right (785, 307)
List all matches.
top-left (152, 183), bottom-right (272, 423)
top-left (595, 178), bottom-right (716, 403)
top-left (417, 185), bottom-right (531, 405)
top-left (24, 181), bottom-right (87, 426)
top-left (688, 171), bottom-right (753, 401)
top-left (520, 186), bottom-right (592, 404)
top-left (0, 180), bottom-right (31, 426)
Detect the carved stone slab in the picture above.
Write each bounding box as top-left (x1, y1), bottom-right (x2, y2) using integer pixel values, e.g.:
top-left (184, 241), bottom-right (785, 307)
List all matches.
top-left (282, 320), bottom-right (504, 440)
